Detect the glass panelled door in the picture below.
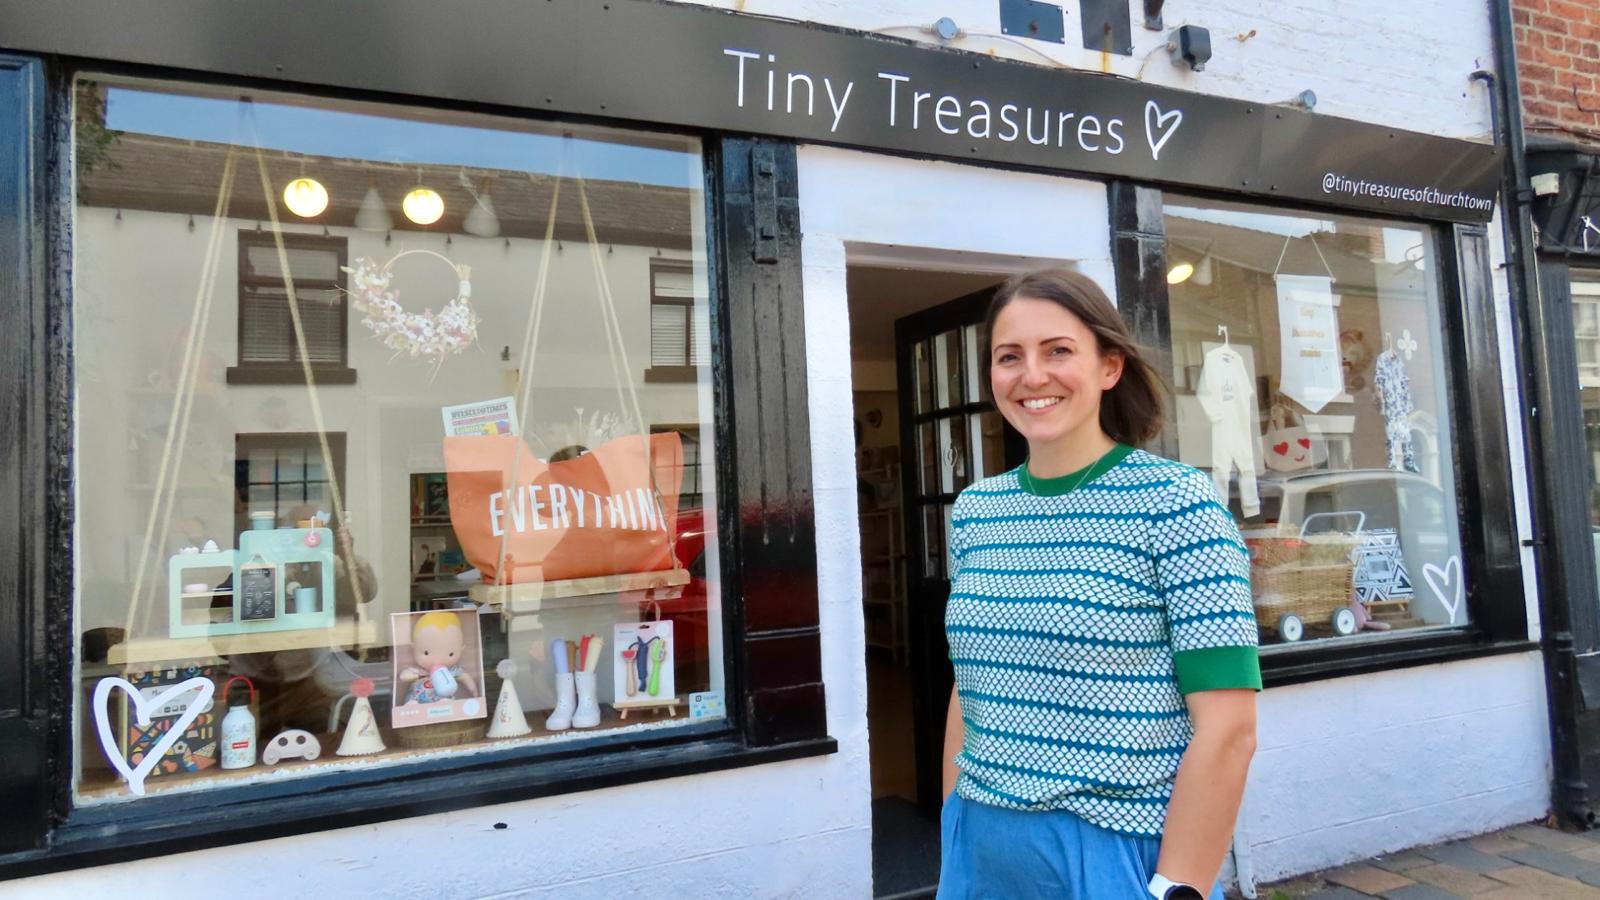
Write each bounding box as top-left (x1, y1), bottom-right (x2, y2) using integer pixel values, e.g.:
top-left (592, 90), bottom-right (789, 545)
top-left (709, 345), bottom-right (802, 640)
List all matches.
top-left (895, 287), bottom-right (1021, 813)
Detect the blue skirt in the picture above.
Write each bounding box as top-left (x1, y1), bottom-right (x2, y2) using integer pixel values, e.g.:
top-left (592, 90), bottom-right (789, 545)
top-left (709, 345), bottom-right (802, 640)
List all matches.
top-left (938, 794), bottom-right (1226, 899)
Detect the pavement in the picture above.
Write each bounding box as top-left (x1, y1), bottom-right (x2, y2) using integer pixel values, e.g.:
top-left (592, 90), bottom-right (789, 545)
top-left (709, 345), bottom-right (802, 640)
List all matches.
top-left (1249, 820), bottom-right (1600, 898)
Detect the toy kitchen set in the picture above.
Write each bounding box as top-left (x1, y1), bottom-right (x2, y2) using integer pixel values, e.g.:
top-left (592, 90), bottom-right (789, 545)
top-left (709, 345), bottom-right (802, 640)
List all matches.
top-left (168, 511), bottom-right (335, 638)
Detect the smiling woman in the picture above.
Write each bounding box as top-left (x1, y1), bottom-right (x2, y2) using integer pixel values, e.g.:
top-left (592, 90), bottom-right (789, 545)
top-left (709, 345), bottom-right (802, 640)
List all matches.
top-left (938, 267), bottom-right (1260, 899)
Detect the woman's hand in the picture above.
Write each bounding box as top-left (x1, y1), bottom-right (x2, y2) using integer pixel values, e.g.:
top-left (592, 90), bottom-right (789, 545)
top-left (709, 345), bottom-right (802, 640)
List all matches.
top-left (1155, 688), bottom-right (1257, 891)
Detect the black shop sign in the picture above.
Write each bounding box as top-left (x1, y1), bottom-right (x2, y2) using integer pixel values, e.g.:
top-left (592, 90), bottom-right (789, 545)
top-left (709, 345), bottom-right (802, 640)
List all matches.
top-left (0, 0), bottom-right (1500, 222)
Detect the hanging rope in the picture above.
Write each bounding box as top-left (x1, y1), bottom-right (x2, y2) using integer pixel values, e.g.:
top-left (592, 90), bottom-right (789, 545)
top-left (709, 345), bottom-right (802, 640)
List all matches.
top-left (123, 150), bottom-right (238, 637)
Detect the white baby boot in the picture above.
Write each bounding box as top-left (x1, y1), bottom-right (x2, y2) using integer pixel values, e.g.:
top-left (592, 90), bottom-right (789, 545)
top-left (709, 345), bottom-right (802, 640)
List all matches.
top-left (545, 672), bottom-right (576, 731)
top-left (572, 671), bottom-right (601, 728)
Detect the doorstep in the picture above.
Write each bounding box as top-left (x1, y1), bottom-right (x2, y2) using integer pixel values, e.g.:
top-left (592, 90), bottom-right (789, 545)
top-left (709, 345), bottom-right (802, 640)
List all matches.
top-left (1241, 819), bottom-right (1600, 898)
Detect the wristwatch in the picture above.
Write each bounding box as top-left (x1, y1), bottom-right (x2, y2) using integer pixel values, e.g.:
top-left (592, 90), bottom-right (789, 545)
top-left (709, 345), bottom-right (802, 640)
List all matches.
top-left (1148, 873), bottom-right (1204, 899)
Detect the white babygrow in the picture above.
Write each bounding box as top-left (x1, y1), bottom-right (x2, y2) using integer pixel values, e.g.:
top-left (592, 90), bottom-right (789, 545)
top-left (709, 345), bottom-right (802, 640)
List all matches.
top-left (1195, 344), bottom-right (1260, 517)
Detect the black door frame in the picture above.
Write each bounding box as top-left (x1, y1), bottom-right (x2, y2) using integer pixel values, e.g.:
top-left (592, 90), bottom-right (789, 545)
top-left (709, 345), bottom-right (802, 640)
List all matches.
top-left (892, 285), bottom-right (1024, 816)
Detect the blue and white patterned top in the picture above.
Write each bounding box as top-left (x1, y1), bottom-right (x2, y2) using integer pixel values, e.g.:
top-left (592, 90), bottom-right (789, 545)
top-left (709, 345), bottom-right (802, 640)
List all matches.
top-left (946, 445), bottom-right (1261, 837)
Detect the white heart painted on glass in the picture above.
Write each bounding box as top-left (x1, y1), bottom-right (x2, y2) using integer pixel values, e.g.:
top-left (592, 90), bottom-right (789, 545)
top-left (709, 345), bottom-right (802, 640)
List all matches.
top-left (1422, 556), bottom-right (1463, 625)
top-left (92, 676), bottom-right (215, 796)
top-left (1144, 101), bottom-right (1184, 161)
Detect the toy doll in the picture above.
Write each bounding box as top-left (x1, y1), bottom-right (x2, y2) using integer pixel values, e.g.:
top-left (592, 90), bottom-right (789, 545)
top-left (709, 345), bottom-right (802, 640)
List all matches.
top-left (400, 611), bottom-right (478, 704)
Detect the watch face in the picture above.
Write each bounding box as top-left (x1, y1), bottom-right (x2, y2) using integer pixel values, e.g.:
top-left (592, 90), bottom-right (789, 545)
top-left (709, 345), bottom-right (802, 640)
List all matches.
top-left (1168, 888), bottom-right (1204, 900)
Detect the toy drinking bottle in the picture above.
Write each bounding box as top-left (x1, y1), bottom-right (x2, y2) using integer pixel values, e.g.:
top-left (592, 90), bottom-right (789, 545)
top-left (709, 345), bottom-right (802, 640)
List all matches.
top-left (429, 665), bottom-right (458, 699)
top-left (220, 676), bottom-right (258, 770)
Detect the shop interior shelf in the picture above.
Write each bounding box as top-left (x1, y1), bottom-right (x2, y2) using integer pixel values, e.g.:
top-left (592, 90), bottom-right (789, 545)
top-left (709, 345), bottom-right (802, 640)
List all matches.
top-left (107, 617), bottom-right (378, 666)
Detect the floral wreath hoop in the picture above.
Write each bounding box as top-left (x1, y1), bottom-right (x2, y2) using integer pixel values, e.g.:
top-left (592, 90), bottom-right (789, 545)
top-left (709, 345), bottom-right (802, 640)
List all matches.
top-left (342, 250), bottom-right (480, 363)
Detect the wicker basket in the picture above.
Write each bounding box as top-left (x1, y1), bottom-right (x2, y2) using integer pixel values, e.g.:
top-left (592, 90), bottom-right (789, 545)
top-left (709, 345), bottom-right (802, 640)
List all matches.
top-left (1252, 562), bottom-right (1356, 631)
top-left (1247, 529), bottom-right (1364, 569)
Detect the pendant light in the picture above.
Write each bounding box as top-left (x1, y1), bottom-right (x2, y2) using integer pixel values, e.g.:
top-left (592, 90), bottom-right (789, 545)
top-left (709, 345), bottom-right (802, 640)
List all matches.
top-left (355, 184), bottom-right (392, 232)
top-left (1166, 261), bottom-right (1195, 285)
top-left (403, 187), bottom-right (444, 225)
top-left (283, 177), bottom-right (329, 218)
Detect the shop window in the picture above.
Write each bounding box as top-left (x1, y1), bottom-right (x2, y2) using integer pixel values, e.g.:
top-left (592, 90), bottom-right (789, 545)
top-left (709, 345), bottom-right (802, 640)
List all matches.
top-left (652, 424), bottom-right (703, 508)
top-left (233, 433), bottom-right (347, 541)
top-left (226, 232), bottom-right (357, 384)
top-left (645, 258), bottom-right (705, 382)
top-left (1162, 196), bottom-right (1468, 647)
top-left (71, 76), bottom-right (724, 806)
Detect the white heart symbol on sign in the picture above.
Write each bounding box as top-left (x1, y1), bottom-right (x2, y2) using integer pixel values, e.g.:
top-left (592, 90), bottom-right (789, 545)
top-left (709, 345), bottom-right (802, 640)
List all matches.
top-left (1422, 556), bottom-right (1463, 625)
top-left (92, 676), bottom-right (215, 796)
top-left (1144, 101), bottom-right (1184, 161)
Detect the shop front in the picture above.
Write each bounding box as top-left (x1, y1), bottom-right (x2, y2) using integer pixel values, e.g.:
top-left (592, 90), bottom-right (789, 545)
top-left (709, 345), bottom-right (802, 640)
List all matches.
top-left (0, 1), bottom-right (1547, 895)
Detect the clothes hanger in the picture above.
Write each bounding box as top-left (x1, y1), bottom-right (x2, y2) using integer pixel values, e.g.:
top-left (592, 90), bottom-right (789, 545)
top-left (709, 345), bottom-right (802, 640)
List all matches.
top-left (1384, 331), bottom-right (1393, 353)
top-left (1217, 324), bottom-right (1231, 353)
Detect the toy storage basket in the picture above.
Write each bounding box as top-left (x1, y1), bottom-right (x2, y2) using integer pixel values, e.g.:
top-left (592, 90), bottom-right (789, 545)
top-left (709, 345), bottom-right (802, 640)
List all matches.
top-left (1247, 511), bottom-right (1364, 628)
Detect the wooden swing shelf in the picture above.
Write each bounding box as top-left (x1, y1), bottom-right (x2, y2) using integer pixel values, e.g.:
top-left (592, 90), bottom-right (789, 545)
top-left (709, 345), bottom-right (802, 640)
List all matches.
top-left (108, 617), bottom-right (378, 666)
top-left (467, 568), bottom-right (690, 613)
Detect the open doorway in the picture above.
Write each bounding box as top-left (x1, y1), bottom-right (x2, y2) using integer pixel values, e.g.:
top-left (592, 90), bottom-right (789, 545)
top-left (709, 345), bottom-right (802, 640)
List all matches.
top-left (849, 264), bottom-right (1025, 898)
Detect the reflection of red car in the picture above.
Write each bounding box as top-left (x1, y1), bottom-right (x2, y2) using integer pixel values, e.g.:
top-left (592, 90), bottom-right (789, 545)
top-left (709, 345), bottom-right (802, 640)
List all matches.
top-left (650, 507), bottom-right (711, 694)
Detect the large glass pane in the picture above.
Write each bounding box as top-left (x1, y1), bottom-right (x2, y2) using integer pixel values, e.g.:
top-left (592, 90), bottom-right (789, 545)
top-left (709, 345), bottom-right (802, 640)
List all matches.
top-left (919, 421), bottom-right (938, 495)
top-left (914, 340), bottom-right (934, 415)
top-left (939, 415), bottom-right (971, 494)
top-left (73, 75), bottom-right (722, 804)
top-left (1163, 195), bottom-right (1465, 647)
top-left (933, 331), bottom-right (955, 410)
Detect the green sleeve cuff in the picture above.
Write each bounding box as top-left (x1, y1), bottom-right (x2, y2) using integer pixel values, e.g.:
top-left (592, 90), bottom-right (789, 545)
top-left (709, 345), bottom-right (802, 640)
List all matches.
top-left (1173, 645), bottom-right (1262, 695)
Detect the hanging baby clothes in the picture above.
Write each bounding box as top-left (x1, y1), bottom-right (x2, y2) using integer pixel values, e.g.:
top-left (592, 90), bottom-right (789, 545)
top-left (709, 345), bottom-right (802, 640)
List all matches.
top-left (1196, 344), bottom-right (1260, 517)
top-left (1373, 349), bottom-right (1419, 473)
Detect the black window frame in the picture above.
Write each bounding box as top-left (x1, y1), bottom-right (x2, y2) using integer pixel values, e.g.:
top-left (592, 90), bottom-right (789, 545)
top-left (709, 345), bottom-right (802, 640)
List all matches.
top-left (1110, 181), bottom-right (1534, 688)
top-left (0, 53), bottom-right (831, 877)
top-left (226, 229), bottom-right (358, 386)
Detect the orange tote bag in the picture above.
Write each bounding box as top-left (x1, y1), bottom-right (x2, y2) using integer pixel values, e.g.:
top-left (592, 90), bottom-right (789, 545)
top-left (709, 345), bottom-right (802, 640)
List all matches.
top-left (443, 432), bottom-right (683, 585)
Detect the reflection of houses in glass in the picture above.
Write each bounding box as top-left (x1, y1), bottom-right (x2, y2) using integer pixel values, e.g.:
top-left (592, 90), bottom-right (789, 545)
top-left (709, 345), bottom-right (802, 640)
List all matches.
top-left (72, 77), bottom-right (723, 802)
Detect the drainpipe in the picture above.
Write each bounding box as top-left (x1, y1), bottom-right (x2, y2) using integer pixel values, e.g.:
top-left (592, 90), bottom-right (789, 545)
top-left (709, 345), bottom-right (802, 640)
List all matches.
top-left (1477, 0), bottom-right (1591, 829)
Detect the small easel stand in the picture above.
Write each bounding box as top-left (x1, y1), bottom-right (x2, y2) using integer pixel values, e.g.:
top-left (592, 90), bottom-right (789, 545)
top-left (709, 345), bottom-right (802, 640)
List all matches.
top-left (614, 699), bottom-right (678, 720)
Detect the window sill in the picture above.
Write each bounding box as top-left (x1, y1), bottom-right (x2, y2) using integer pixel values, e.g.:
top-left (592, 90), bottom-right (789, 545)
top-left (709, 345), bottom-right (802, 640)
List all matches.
top-left (0, 726), bottom-right (837, 879)
top-left (225, 365), bottom-right (358, 386)
top-left (1260, 628), bottom-right (1537, 688)
top-left (644, 365), bottom-right (699, 384)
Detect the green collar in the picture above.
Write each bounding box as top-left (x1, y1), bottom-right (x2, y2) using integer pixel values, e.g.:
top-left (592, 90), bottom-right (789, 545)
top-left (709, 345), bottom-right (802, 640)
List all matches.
top-left (1018, 444), bottom-right (1134, 497)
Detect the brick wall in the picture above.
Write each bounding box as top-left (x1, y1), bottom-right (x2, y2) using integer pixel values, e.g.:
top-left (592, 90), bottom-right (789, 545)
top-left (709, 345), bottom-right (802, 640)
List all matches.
top-left (1513, 0), bottom-right (1600, 148)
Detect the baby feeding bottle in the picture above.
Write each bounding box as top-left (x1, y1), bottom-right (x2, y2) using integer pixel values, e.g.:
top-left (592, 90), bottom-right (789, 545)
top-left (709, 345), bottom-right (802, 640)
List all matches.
top-left (429, 665), bottom-right (458, 699)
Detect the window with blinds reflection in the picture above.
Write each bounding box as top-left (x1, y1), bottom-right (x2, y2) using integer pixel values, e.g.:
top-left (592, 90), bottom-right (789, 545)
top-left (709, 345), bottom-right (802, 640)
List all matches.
top-left (237, 232), bottom-right (348, 369)
top-left (649, 259), bottom-right (702, 370)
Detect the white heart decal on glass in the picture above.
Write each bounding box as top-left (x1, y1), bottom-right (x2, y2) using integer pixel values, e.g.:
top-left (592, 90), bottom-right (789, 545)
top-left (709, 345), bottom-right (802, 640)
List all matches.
top-left (92, 676), bottom-right (215, 796)
top-left (1144, 101), bottom-right (1184, 161)
top-left (1422, 556), bottom-right (1463, 625)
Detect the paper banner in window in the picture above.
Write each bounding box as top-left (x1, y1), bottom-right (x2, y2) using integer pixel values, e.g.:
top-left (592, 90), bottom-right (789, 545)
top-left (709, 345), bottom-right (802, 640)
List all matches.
top-left (1275, 274), bottom-right (1342, 413)
top-left (442, 432), bottom-right (682, 584)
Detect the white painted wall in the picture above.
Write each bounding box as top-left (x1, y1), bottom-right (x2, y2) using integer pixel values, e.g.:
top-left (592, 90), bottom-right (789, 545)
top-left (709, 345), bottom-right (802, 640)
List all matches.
top-left (1244, 651), bottom-right (1550, 884)
top-left (676, 0), bottom-right (1496, 142)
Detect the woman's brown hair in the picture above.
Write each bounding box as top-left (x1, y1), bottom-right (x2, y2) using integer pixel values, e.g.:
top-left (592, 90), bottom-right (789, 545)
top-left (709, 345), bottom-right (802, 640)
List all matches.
top-left (985, 267), bottom-right (1167, 446)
